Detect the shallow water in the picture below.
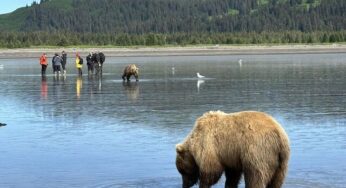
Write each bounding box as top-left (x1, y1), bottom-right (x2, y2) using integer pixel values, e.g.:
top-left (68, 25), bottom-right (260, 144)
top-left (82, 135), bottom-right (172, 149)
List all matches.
top-left (0, 54), bottom-right (345, 188)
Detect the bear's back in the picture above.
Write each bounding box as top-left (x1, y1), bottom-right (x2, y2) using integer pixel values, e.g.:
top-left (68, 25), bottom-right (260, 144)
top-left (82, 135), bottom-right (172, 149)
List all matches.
top-left (192, 111), bottom-right (288, 151)
top-left (191, 111), bottom-right (289, 168)
top-left (197, 111), bottom-right (282, 131)
top-left (125, 64), bottom-right (138, 74)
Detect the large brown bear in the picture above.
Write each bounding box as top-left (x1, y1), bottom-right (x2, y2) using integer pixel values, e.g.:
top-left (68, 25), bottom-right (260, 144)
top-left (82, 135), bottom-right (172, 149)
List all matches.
top-left (176, 111), bottom-right (290, 188)
top-left (122, 64), bottom-right (139, 82)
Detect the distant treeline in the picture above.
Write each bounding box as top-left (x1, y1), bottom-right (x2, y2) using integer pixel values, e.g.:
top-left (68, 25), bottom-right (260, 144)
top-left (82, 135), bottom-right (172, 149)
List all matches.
top-left (0, 31), bottom-right (345, 48)
top-left (1, 0), bottom-right (345, 48)
top-left (15, 0), bottom-right (346, 33)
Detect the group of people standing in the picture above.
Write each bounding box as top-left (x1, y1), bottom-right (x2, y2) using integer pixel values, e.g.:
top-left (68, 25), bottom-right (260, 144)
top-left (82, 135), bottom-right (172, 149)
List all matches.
top-left (86, 51), bottom-right (106, 75)
top-left (39, 51), bottom-right (105, 76)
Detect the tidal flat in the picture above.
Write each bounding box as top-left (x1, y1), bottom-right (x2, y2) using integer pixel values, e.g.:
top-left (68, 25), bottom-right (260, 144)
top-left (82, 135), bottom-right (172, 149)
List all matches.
top-left (0, 53), bottom-right (345, 187)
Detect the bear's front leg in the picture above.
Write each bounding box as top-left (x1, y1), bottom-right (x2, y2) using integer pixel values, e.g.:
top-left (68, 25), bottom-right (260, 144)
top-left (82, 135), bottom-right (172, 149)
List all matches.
top-left (225, 168), bottom-right (242, 188)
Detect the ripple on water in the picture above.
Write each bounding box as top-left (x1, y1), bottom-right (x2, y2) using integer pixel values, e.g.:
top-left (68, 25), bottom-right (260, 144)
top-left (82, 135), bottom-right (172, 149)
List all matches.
top-left (89, 177), bottom-right (181, 188)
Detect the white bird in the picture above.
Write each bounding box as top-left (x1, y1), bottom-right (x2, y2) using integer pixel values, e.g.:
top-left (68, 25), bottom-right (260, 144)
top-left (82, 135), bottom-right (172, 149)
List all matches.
top-left (197, 72), bottom-right (205, 79)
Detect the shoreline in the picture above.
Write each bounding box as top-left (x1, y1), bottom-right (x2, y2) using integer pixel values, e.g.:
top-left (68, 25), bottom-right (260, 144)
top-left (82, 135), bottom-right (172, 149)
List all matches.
top-left (0, 44), bottom-right (346, 58)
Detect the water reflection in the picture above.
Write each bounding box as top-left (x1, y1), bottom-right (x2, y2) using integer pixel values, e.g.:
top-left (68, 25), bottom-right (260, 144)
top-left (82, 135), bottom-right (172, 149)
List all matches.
top-left (238, 58), bottom-right (243, 67)
top-left (123, 81), bottom-right (140, 102)
top-left (0, 54), bottom-right (345, 187)
top-left (76, 76), bottom-right (83, 98)
top-left (41, 76), bottom-right (48, 100)
top-left (197, 79), bottom-right (205, 92)
top-left (98, 77), bottom-right (102, 91)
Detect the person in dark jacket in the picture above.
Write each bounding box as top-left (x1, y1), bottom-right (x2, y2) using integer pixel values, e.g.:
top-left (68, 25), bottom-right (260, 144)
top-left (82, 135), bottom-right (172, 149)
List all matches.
top-left (86, 52), bottom-right (94, 75)
top-left (99, 52), bottom-right (105, 75)
top-left (91, 52), bottom-right (101, 74)
top-left (52, 53), bottom-right (63, 77)
top-left (92, 51), bottom-right (106, 75)
top-left (95, 52), bottom-right (101, 74)
top-left (61, 51), bottom-right (67, 75)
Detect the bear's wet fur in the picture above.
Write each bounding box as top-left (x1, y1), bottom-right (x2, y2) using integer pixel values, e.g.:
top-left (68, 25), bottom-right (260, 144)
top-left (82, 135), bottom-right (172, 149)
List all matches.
top-left (176, 111), bottom-right (290, 188)
top-left (122, 64), bottom-right (139, 82)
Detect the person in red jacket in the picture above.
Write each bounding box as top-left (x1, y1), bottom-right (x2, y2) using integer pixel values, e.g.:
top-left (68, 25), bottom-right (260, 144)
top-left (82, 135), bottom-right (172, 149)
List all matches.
top-left (40, 53), bottom-right (48, 76)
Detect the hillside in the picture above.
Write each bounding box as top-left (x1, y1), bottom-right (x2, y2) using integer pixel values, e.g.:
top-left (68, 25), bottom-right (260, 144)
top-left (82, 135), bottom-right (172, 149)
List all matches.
top-left (0, 0), bottom-right (345, 33)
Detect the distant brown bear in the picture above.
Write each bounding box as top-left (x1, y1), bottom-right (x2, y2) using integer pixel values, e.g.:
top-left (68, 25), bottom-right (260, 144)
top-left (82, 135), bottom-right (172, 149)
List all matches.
top-left (176, 111), bottom-right (290, 188)
top-left (122, 64), bottom-right (139, 82)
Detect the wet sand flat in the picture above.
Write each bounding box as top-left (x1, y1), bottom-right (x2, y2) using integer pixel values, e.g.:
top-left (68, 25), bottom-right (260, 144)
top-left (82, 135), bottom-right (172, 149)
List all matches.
top-left (0, 44), bottom-right (346, 58)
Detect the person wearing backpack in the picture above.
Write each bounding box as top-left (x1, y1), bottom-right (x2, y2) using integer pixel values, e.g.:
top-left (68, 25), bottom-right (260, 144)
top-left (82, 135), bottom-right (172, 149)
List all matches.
top-left (52, 53), bottom-right (63, 77)
top-left (75, 53), bottom-right (83, 76)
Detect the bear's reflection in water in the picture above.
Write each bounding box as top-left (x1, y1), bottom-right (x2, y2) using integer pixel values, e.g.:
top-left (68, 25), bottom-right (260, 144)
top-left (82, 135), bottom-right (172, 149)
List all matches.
top-left (123, 81), bottom-right (139, 101)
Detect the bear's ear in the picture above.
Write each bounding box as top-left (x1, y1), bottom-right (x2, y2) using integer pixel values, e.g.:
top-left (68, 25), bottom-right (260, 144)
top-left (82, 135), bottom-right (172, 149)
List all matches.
top-left (176, 143), bottom-right (185, 154)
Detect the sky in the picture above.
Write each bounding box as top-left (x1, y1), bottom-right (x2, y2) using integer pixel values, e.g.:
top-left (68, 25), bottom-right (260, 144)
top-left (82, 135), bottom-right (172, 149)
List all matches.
top-left (0, 0), bottom-right (36, 14)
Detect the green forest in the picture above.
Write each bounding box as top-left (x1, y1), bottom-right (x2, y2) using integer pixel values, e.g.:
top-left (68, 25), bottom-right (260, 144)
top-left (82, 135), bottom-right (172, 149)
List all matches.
top-left (0, 0), bottom-right (345, 48)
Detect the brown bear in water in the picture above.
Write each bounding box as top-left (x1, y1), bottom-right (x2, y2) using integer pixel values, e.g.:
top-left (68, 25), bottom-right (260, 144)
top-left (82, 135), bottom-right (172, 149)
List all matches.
top-left (122, 64), bottom-right (139, 82)
top-left (176, 111), bottom-right (290, 188)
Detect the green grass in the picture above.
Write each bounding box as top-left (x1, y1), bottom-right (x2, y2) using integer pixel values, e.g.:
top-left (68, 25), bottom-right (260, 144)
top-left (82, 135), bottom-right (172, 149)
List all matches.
top-left (258, 0), bottom-right (269, 6)
top-left (298, 0), bottom-right (322, 10)
top-left (228, 9), bottom-right (239, 16)
top-left (250, 9), bottom-right (258, 15)
top-left (312, 0), bottom-right (322, 7)
top-left (278, 0), bottom-right (288, 4)
top-left (257, 0), bottom-right (289, 5)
